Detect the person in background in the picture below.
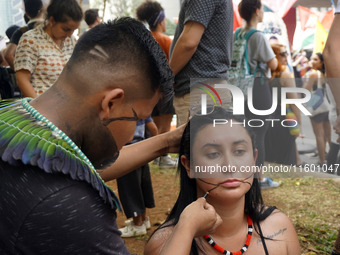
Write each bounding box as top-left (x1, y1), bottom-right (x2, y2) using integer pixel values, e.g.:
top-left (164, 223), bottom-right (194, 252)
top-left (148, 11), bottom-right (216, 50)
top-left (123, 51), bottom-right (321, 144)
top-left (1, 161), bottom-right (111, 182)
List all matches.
top-left (84, 8), bottom-right (101, 29)
top-left (169, 0), bottom-right (233, 126)
top-left (237, 0), bottom-right (278, 189)
top-left (14, 0), bottom-right (82, 98)
top-left (265, 43), bottom-right (301, 165)
top-left (5, 0), bottom-right (45, 70)
top-left (323, 3), bottom-right (340, 254)
top-left (1, 26), bottom-right (19, 99)
top-left (292, 50), bottom-right (309, 88)
top-left (145, 107), bottom-right (300, 255)
top-left (0, 25), bottom-right (19, 67)
top-left (136, 1), bottom-right (171, 59)
top-left (117, 117), bottom-right (158, 237)
top-left (325, 81), bottom-right (340, 174)
top-left (136, 0), bottom-right (177, 168)
top-left (302, 53), bottom-right (331, 165)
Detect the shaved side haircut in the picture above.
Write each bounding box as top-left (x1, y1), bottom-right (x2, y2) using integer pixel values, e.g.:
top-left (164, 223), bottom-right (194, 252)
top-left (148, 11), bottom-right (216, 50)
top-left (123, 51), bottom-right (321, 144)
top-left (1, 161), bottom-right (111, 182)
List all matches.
top-left (65, 17), bottom-right (173, 102)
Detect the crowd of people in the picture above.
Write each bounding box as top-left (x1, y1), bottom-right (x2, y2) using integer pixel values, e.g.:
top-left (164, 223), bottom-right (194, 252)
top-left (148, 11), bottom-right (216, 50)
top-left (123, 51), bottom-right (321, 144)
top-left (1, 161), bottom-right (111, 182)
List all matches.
top-left (0, 0), bottom-right (339, 254)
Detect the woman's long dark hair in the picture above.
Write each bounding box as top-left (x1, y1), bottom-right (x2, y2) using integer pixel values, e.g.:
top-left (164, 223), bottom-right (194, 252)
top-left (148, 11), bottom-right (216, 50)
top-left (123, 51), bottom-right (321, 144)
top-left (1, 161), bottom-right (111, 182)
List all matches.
top-left (149, 107), bottom-right (275, 254)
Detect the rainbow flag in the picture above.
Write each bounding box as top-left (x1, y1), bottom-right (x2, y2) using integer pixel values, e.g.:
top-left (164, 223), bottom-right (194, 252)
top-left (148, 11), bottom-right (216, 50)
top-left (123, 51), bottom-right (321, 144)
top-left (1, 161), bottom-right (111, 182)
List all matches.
top-left (314, 20), bottom-right (328, 54)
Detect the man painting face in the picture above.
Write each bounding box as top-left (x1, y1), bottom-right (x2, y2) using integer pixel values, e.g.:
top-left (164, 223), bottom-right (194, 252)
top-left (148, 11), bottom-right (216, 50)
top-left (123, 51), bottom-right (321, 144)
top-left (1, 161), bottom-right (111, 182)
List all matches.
top-left (53, 18), bottom-right (173, 170)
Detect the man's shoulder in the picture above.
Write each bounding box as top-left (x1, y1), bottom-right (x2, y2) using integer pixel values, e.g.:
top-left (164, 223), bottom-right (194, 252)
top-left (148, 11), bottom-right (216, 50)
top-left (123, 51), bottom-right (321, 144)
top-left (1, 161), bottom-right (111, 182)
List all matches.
top-left (0, 160), bottom-right (86, 196)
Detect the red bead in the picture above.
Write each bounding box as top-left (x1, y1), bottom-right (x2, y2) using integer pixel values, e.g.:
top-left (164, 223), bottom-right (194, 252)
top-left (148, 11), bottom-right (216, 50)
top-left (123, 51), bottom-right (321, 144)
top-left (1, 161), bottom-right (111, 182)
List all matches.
top-left (204, 215), bottom-right (253, 254)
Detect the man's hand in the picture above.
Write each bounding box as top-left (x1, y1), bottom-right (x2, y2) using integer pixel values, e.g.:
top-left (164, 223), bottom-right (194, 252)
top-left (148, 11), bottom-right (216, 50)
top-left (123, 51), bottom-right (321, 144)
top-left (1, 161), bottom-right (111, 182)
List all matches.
top-left (178, 197), bottom-right (222, 237)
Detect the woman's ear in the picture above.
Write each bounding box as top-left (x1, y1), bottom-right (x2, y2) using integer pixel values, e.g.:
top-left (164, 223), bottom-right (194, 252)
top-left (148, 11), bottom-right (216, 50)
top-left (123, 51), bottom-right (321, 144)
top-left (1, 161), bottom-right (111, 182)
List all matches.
top-left (253, 148), bottom-right (258, 163)
top-left (180, 155), bottom-right (191, 178)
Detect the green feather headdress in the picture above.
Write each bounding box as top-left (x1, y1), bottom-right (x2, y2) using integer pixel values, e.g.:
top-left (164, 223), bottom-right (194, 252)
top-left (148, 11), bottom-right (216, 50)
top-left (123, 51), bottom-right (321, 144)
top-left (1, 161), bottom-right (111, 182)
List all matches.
top-left (0, 99), bottom-right (121, 211)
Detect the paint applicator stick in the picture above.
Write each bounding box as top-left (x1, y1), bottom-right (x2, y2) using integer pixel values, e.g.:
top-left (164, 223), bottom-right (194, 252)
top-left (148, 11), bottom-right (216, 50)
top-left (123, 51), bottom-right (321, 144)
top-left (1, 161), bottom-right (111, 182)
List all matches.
top-left (202, 184), bottom-right (220, 199)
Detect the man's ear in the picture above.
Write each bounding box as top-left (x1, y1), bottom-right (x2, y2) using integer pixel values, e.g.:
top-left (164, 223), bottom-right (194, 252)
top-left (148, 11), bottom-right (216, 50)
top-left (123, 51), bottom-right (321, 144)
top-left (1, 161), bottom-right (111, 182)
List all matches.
top-left (48, 16), bottom-right (56, 26)
top-left (99, 88), bottom-right (125, 120)
top-left (180, 155), bottom-right (191, 178)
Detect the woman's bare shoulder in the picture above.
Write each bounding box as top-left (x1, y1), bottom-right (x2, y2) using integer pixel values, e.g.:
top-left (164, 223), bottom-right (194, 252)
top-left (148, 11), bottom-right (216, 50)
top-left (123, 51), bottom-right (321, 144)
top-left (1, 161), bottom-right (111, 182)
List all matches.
top-left (263, 209), bottom-right (291, 227)
top-left (144, 225), bottom-right (175, 255)
top-left (259, 209), bottom-right (301, 254)
top-left (281, 69), bottom-right (294, 79)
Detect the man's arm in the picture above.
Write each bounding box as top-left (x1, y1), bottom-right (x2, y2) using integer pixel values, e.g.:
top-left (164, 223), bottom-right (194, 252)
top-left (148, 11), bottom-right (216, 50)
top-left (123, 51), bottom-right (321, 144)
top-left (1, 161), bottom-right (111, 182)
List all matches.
top-left (169, 21), bottom-right (205, 75)
top-left (100, 125), bottom-right (185, 181)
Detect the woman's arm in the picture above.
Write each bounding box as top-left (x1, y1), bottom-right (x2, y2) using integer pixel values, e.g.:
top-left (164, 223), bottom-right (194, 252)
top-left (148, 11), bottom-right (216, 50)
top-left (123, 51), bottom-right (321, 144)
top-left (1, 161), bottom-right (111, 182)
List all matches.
top-left (324, 13), bottom-right (340, 112)
top-left (302, 70), bottom-right (317, 92)
top-left (267, 57), bottom-right (278, 71)
top-left (324, 12), bottom-right (340, 141)
top-left (262, 210), bottom-right (301, 255)
top-left (16, 69), bottom-right (37, 98)
top-left (281, 70), bottom-right (301, 125)
top-left (4, 43), bottom-right (17, 70)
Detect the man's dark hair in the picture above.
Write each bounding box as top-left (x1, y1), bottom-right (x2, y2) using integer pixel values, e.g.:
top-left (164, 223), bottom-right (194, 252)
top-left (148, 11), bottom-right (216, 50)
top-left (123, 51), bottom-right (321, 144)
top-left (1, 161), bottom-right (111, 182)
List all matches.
top-left (67, 17), bottom-right (173, 101)
top-left (238, 0), bottom-right (262, 23)
top-left (46, 0), bottom-right (83, 23)
top-left (84, 9), bottom-right (99, 26)
top-left (5, 25), bottom-right (19, 39)
top-left (24, 0), bottom-right (43, 18)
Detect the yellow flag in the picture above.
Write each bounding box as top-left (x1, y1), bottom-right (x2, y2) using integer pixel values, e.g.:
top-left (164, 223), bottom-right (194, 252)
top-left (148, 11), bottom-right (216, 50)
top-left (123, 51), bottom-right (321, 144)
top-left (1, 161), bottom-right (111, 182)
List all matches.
top-left (314, 20), bottom-right (328, 54)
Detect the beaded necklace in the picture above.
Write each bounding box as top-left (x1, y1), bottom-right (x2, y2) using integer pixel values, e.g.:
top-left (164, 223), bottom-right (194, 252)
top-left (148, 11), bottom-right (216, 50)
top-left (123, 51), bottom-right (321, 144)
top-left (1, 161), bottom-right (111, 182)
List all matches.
top-left (204, 215), bottom-right (253, 255)
top-left (21, 98), bottom-right (96, 171)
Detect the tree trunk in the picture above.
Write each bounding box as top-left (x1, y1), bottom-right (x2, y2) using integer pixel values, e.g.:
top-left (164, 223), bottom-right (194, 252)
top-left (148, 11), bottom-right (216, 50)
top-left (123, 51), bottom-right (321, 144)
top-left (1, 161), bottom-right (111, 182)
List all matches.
top-left (103, 0), bottom-right (107, 20)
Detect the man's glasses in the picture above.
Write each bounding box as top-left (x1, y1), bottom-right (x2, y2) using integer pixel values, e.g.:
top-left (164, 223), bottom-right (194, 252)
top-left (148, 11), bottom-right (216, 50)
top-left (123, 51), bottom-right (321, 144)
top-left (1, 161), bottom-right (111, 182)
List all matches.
top-left (279, 51), bottom-right (288, 57)
top-left (103, 108), bottom-right (139, 126)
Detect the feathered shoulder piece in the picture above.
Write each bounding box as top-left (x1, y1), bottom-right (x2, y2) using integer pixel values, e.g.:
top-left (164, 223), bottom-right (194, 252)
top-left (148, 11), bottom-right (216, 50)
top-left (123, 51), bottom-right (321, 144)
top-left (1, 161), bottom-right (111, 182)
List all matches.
top-left (0, 99), bottom-right (121, 210)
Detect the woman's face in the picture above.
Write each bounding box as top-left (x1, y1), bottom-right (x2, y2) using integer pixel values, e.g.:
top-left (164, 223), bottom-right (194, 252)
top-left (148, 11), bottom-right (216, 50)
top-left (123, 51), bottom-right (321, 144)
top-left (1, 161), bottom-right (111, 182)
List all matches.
top-left (184, 122), bottom-right (257, 200)
top-left (310, 54), bottom-right (323, 70)
top-left (160, 19), bottom-right (166, 33)
top-left (49, 17), bottom-right (80, 41)
top-left (278, 47), bottom-right (288, 65)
